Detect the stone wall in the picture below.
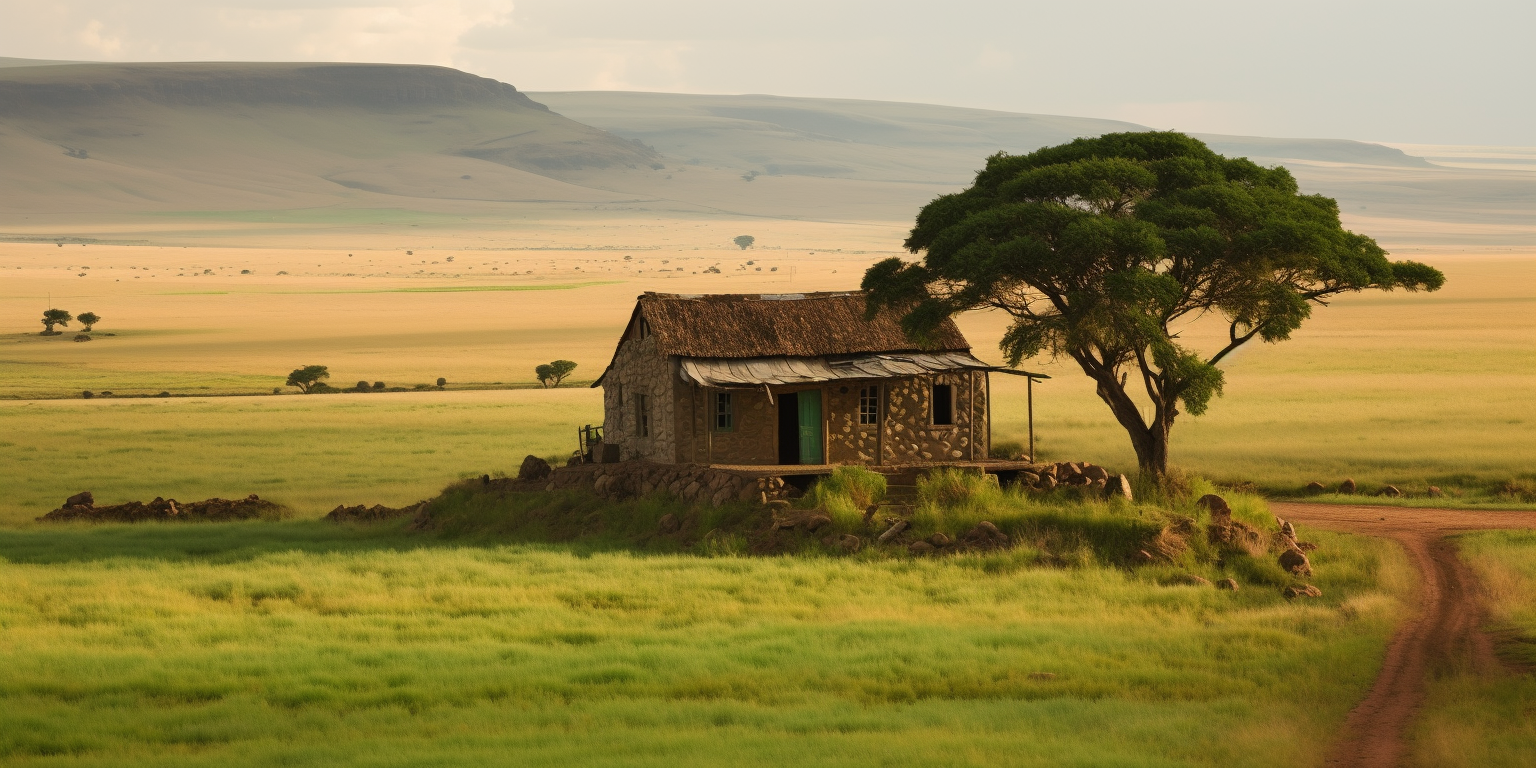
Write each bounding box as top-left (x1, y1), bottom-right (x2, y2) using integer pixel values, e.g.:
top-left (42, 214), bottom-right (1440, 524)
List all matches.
top-left (600, 333), bottom-right (678, 463)
top-left (877, 371), bottom-right (988, 464)
top-left (546, 461), bottom-right (792, 507)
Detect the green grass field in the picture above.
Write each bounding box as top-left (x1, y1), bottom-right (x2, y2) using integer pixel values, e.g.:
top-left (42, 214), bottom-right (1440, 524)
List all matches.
top-left (0, 391), bottom-right (597, 526)
top-left (0, 495), bottom-right (1411, 767)
top-left (1411, 530), bottom-right (1536, 767)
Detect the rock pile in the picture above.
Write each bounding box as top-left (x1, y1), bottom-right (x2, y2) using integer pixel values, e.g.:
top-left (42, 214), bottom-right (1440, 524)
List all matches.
top-left (39, 492), bottom-right (283, 522)
top-left (1202, 494), bottom-right (1267, 557)
top-left (1015, 462), bottom-right (1133, 500)
top-left (544, 461), bottom-right (794, 507)
top-left (325, 501), bottom-right (427, 523)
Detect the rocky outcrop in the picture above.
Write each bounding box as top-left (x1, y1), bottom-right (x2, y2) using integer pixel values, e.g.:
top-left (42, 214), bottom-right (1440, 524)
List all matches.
top-left (518, 455), bottom-right (552, 481)
top-left (39, 492), bottom-right (283, 522)
top-left (326, 501), bottom-right (426, 523)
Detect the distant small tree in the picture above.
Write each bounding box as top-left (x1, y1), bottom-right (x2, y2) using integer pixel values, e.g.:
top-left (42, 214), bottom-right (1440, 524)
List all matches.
top-left (733, 235), bottom-right (755, 250)
top-left (77, 312), bottom-right (100, 332)
top-left (285, 365), bottom-right (330, 393)
top-left (41, 308), bottom-right (72, 334)
top-left (536, 360), bottom-right (578, 388)
top-left (436, 377), bottom-right (447, 387)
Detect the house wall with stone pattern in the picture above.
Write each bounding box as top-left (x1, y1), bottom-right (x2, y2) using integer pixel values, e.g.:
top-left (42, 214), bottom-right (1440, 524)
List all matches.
top-left (877, 371), bottom-right (988, 464)
top-left (600, 334), bottom-right (679, 462)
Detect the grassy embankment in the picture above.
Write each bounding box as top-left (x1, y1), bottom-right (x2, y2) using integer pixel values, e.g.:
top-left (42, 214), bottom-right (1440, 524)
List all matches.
top-left (0, 472), bottom-right (1412, 767)
top-left (1412, 531), bottom-right (1536, 767)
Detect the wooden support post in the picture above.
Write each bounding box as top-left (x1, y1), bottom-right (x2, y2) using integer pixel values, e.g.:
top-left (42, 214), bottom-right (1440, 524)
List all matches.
top-left (1027, 375), bottom-right (1035, 463)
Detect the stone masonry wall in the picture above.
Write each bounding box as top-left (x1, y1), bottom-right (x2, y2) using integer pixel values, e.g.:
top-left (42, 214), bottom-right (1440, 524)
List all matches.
top-left (878, 371), bottom-right (988, 464)
top-left (601, 334), bottom-right (678, 463)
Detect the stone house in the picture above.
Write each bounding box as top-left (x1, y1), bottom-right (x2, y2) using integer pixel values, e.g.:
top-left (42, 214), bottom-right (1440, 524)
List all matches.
top-left (592, 291), bottom-right (1005, 467)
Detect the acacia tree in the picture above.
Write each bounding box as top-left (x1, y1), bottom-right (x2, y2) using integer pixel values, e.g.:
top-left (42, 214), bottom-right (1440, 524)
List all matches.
top-left (41, 308), bottom-right (72, 334)
top-left (285, 365), bottom-right (330, 393)
top-left (863, 132), bottom-right (1444, 477)
top-left (733, 235), bottom-right (755, 250)
top-left (77, 312), bottom-right (101, 332)
top-left (535, 360), bottom-right (577, 388)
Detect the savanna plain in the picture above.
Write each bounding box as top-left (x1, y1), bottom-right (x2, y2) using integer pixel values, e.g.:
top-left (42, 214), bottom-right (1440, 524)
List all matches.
top-left (3, 62), bottom-right (1536, 767)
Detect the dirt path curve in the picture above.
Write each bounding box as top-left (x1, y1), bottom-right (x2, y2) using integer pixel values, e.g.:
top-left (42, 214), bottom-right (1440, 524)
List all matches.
top-left (1271, 503), bottom-right (1536, 768)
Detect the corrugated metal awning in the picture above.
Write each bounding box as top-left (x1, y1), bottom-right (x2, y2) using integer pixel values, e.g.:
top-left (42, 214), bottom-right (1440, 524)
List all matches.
top-left (678, 352), bottom-right (995, 387)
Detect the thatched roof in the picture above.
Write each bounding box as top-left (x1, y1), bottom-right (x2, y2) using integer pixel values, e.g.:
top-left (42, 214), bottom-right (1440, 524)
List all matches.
top-left (631, 291), bottom-right (970, 358)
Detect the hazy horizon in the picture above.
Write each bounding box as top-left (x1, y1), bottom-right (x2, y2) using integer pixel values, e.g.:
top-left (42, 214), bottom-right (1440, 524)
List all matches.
top-left (2, 0), bottom-right (1532, 146)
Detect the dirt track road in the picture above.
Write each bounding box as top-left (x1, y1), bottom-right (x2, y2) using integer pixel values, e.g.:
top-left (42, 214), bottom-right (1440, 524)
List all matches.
top-left (1271, 503), bottom-right (1536, 768)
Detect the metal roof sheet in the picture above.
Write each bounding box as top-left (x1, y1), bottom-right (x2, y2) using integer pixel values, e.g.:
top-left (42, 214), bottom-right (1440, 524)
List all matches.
top-left (678, 352), bottom-right (994, 387)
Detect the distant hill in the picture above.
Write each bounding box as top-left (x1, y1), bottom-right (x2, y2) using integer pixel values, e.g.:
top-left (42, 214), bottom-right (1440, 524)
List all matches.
top-left (0, 62), bottom-right (658, 213)
top-left (536, 91), bottom-right (1536, 244)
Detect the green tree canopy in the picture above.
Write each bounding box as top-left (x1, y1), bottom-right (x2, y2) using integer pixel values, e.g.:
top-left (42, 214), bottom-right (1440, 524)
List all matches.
top-left (733, 235), bottom-right (755, 250)
top-left (863, 131), bottom-right (1444, 476)
top-left (77, 312), bottom-right (101, 332)
top-left (41, 308), bottom-right (72, 333)
top-left (285, 365), bottom-right (331, 394)
top-left (536, 360), bottom-right (578, 388)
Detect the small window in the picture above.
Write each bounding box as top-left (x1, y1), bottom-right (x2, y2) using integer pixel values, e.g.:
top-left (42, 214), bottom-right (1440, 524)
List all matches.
top-left (932, 383), bottom-right (954, 425)
top-left (636, 393), bottom-right (651, 437)
top-left (634, 316), bottom-right (651, 340)
top-left (714, 391), bottom-right (734, 431)
top-left (858, 386), bottom-right (879, 425)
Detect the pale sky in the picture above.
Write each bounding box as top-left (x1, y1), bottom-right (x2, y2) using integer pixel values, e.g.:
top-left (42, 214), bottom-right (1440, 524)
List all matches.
top-left (2, 0), bottom-right (1531, 145)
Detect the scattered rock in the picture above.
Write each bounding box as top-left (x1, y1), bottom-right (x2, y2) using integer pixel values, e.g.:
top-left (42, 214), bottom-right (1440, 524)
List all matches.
top-left (1279, 547), bottom-right (1313, 577)
top-left (909, 541), bottom-right (935, 555)
top-left (64, 491), bottom-right (94, 508)
top-left (1207, 516), bottom-right (1267, 557)
top-left (1038, 475), bottom-right (1058, 491)
top-left (518, 455), bottom-right (552, 481)
top-left (1304, 481), bottom-right (1326, 494)
top-left (1081, 464), bottom-right (1109, 482)
top-left (1283, 584), bottom-right (1323, 599)
top-left (1379, 485), bottom-right (1402, 498)
top-left (803, 514), bottom-right (832, 532)
top-left (1196, 494), bottom-right (1232, 515)
top-left (657, 513), bottom-right (680, 534)
top-left (960, 520), bottom-right (1010, 550)
top-left (1296, 541), bottom-right (1318, 552)
top-left (1105, 474), bottom-right (1134, 501)
top-left (1428, 486), bottom-right (1444, 497)
top-left (1175, 573), bottom-right (1213, 587)
top-left (1217, 578), bottom-right (1239, 591)
top-left (824, 534), bottom-right (861, 553)
top-left (927, 532), bottom-right (951, 548)
top-left (1339, 478), bottom-right (1357, 494)
top-left (1280, 521), bottom-right (1296, 539)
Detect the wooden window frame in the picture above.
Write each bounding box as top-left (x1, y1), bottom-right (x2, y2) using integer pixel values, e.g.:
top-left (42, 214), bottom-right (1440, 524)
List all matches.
top-left (858, 385), bottom-right (880, 425)
top-left (636, 392), bottom-right (651, 437)
top-left (714, 391), bottom-right (734, 432)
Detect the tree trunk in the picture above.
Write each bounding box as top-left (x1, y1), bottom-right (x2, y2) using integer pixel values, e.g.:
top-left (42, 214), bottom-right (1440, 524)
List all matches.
top-left (1078, 357), bottom-right (1172, 477)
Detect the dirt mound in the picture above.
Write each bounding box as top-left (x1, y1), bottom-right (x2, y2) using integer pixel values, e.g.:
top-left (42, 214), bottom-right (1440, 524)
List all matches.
top-left (325, 501), bottom-right (427, 523)
top-left (38, 492), bottom-right (284, 522)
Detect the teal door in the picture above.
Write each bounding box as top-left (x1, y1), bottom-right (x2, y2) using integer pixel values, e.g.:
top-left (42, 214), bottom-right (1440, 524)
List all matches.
top-left (797, 390), bottom-right (823, 464)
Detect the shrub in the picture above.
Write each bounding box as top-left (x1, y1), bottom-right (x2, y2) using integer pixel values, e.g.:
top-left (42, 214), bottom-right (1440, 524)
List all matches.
top-left (989, 439), bottom-right (1026, 460)
top-left (436, 377), bottom-right (447, 387)
top-left (81, 390), bottom-right (93, 399)
top-left (356, 380), bottom-right (370, 391)
top-left (802, 466), bottom-right (887, 530)
top-left (372, 381), bottom-right (386, 390)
